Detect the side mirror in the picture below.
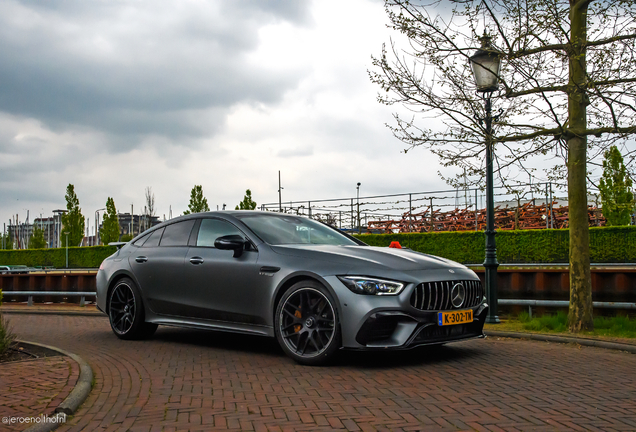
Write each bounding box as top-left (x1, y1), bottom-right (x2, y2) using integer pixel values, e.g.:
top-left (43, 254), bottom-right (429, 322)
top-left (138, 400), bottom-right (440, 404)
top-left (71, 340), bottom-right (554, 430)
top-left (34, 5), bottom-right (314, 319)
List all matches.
top-left (214, 234), bottom-right (246, 258)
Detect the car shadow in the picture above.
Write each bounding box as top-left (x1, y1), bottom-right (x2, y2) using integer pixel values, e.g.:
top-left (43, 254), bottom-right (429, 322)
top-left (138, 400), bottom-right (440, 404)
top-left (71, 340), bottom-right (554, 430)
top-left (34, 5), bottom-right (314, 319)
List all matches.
top-left (151, 326), bottom-right (285, 358)
top-left (335, 342), bottom-right (484, 369)
top-left (149, 326), bottom-right (484, 368)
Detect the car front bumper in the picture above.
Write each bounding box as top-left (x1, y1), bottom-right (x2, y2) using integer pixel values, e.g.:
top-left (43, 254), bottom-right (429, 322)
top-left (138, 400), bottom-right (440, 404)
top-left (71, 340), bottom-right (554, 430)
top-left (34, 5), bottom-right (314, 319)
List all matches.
top-left (324, 274), bottom-right (488, 350)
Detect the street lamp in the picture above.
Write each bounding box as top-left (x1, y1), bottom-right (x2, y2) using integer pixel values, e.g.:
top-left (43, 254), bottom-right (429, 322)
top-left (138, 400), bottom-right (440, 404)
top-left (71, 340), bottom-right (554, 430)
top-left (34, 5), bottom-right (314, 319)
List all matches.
top-left (469, 33), bottom-right (502, 324)
top-left (356, 182), bottom-right (361, 234)
top-left (64, 232), bottom-right (70, 268)
top-left (278, 170), bottom-right (284, 213)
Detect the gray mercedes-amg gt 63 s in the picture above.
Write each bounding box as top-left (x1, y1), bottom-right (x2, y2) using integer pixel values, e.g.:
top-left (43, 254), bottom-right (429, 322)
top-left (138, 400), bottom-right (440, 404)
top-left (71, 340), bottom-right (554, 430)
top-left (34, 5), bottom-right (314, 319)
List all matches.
top-left (96, 211), bottom-right (487, 365)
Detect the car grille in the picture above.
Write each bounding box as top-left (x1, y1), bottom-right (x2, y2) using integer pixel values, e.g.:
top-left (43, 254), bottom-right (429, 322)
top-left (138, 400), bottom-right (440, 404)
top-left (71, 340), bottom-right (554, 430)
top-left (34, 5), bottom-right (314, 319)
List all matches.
top-left (410, 280), bottom-right (483, 311)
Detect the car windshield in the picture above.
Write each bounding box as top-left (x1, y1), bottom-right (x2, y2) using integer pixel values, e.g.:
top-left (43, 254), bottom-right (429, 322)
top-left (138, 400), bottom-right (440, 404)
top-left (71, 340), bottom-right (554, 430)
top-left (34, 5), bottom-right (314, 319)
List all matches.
top-left (236, 214), bottom-right (359, 246)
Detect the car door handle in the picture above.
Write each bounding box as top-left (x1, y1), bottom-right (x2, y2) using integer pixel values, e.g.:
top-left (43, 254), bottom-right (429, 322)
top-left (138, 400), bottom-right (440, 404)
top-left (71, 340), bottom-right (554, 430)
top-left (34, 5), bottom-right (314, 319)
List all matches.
top-left (189, 257), bottom-right (204, 265)
top-left (135, 256), bottom-right (148, 263)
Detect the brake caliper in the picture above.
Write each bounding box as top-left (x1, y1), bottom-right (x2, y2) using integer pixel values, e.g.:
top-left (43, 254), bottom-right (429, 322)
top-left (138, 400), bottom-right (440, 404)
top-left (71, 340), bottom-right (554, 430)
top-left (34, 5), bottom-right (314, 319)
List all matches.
top-left (294, 306), bottom-right (302, 333)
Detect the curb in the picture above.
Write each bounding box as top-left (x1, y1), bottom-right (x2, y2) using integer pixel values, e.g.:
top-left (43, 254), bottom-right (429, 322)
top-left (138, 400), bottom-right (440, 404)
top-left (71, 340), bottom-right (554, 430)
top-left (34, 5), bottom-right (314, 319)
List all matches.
top-left (486, 330), bottom-right (636, 354)
top-left (18, 340), bottom-right (94, 432)
top-left (0, 309), bottom-right (104, 317)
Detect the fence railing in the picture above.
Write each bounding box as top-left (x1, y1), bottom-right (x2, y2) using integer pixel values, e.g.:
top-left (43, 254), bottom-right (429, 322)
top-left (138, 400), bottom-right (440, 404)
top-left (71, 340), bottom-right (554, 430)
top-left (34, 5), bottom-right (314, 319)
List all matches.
top-left (2, 291), bottom-right (96, 307)
top-left (498, 299), bottom-right (636, 319)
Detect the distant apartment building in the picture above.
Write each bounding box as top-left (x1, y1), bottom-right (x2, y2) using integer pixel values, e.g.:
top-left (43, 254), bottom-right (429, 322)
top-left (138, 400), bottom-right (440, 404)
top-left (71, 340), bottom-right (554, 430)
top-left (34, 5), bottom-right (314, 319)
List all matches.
top-left (6, 212), bottom-right (65, 249)
top-left (4, 212), bottom-right (161, 249)
top-left (112, 213), bottom-right (161, 239)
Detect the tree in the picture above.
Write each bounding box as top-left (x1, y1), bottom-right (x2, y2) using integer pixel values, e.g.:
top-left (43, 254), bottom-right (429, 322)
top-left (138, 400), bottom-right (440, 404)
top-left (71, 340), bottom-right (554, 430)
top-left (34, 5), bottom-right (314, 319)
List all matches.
top-left (371, 0), bottom-right (636, 332)
top-left (183, 185), bottom-right (210, 214)
top-left (143, 187), bottom-right (156, 232)
top-left (0, 234), bottom-right (13, 250)
top-left (599, 146), bottom-right (635, 226)
top-left (29, 225), bottom-right (47, 249)
top-left (61, 184), bottom-right (85, 247)
top-left (100, 197), bottom-right (120, 244)
top-left (236, 189), bottom-right (257, 210)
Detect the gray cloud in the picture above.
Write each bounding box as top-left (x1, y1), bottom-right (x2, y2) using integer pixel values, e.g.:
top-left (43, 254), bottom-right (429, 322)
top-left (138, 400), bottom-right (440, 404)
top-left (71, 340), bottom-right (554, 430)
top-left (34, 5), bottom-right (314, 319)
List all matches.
top-left (0, 0), bottom-right (456, 230)
top-left (277, 146), bottom-right (314, 158)
top-left (0, 0), bottom-right (312, 146)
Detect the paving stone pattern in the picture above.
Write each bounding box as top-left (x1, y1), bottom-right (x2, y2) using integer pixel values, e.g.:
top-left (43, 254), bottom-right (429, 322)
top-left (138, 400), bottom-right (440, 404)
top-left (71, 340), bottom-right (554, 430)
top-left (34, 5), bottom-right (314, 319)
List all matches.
top-left (6, 315), bottom-right (636, 431)
top-left (0, 355), bottom-right (79, 431)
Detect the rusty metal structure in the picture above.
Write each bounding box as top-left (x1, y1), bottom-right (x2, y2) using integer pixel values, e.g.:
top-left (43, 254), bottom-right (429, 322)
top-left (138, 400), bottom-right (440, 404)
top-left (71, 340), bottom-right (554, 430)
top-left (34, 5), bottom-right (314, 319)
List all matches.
top-left (367, 202), bottom-right (606, 233)
top-left (261, 183), bottom-right (612, 233)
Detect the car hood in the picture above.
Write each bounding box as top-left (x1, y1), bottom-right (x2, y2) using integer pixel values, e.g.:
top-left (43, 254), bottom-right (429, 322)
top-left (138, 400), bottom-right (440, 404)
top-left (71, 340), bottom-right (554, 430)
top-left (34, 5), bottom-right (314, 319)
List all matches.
top-left (270, 244), bottom-right (465, 272)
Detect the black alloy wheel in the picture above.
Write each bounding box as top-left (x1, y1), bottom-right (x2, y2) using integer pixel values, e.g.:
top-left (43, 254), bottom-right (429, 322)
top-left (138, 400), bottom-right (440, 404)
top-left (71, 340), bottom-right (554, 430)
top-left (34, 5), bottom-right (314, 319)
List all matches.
top-left (275, 281), bottom-right (341, 365)
top-left (108, 278), bottom-right (157, 340)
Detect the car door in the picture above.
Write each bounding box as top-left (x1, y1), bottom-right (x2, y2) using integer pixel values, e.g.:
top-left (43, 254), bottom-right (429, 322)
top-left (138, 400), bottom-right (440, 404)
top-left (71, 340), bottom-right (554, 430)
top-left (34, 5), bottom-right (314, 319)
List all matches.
top-left (129, 219), bottom-right (196, 316)
top-left (182, 217), bottom-right (266, 325)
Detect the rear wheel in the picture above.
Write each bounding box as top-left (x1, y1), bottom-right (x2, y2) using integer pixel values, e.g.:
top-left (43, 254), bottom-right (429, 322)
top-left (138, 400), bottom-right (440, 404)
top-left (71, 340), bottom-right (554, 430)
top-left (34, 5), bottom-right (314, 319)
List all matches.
top-left (108, 277), bottom-right (157, 340)
top-left (275, 281), bottom-right (341, 365)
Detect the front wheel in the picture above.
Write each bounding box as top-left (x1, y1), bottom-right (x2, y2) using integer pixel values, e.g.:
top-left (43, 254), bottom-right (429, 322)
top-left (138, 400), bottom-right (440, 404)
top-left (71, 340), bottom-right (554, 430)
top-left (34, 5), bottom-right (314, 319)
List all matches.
top-left (275, 281), bottom-right (341, 365)
top-left (108, 277), bottom-right (157, 340)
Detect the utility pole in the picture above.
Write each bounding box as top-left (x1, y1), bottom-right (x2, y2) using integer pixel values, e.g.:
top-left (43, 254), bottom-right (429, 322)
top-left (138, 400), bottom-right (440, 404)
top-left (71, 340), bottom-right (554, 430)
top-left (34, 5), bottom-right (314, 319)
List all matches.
top-left (356, 183), bottom-right (361, 234)
top-left (64, 232), bottom-right (69, 268)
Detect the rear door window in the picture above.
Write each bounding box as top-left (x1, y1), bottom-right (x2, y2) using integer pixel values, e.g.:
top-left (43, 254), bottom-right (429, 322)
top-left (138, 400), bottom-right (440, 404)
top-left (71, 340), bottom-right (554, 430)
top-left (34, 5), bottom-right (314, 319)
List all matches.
top-left (160, 220), bottom-right (196, 246)
top-left (142, 227), bottom-right (164, 248)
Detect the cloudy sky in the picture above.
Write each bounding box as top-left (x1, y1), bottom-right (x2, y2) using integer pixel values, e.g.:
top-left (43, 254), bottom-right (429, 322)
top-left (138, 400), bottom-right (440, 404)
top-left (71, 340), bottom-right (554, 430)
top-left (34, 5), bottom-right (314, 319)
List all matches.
top-left (0, 0), bottom-right (458, 233)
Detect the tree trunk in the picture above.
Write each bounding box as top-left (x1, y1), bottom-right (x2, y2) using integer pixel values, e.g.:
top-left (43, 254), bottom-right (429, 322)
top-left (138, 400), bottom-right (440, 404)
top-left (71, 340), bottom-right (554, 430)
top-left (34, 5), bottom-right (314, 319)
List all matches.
top-left (567, 0), bottom-right (594, 332)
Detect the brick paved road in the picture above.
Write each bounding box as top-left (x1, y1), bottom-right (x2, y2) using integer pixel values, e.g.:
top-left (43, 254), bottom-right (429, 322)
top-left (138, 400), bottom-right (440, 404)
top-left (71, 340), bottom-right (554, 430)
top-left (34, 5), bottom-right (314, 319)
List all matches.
top-left (7, 314), bottom-right (636, 431)
top-left (0, 356), bottom-right (79, 431)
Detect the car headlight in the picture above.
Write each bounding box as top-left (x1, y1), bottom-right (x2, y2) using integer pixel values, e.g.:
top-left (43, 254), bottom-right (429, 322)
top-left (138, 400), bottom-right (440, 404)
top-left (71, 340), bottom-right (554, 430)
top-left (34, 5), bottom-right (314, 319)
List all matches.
top-left (338, 276), bottom-right (405, 296)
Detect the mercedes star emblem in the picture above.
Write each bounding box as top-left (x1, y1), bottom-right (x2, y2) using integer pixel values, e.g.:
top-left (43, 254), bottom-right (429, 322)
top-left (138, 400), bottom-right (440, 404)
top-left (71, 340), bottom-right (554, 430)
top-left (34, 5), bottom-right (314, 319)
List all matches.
top-left (451, 282), bottom-right (466, 308)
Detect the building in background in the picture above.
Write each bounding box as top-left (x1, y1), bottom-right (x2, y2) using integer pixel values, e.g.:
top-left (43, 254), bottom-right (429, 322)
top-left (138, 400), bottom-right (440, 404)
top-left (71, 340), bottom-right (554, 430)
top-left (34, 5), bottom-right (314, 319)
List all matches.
top-left (111, 213), bottom-right (161, 239)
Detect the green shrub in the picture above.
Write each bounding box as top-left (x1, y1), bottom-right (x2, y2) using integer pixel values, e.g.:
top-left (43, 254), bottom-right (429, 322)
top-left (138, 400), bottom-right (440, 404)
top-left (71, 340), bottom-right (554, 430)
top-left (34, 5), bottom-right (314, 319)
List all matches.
top-left (514, 312), bottom-right (636, 338)
top-left (517, 310), bottom-right (531, 323)
top-left (522, 311), bottom-right (568, 332)
top-left (0, 245), bottom-right (117, 268)
top-left (594, 315), bottom-right (636, 338)
top-left (357, 226), bottom-right (636, 263)
top-left (0, 289), bottom-right (16, 359)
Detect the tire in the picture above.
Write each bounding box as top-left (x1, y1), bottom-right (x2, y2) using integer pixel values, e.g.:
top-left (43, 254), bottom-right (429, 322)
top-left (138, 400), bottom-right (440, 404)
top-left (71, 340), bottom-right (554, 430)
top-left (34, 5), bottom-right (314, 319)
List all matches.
top-left (108, 277), bottom-right (157, 340)
top-left (275, 280), bottom-right (341, 366)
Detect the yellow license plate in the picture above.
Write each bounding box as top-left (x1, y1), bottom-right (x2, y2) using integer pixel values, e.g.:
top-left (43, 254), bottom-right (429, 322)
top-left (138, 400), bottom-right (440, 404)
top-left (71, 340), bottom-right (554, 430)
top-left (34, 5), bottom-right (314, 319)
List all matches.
top-left (438, 310), bottom-right (473, 326)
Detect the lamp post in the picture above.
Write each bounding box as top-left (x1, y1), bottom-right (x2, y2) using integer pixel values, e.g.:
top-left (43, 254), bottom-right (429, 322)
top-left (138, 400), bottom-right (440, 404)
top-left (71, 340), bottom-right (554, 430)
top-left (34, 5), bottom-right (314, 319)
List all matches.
top-left (356, 182), bottom-right (361, 234)
top-left (469, 33), bottom-right (502, 324)
top-left (278, 171), bottom-right (284, 213)
top-left (64, 232), bottom-right (70, 268)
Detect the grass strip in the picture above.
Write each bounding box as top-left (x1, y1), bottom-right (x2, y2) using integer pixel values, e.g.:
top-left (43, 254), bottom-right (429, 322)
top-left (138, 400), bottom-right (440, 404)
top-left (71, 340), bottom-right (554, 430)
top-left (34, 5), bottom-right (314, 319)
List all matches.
top-left (484, 312), bottom-right (636, 339)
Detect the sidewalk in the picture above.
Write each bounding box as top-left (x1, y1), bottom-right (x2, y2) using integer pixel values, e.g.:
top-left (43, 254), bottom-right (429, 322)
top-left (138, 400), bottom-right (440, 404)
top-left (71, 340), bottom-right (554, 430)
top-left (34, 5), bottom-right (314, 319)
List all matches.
top-left (0, 303), bottom-right (103, 317)
top-left (0, 355), bottom-right (78, 431)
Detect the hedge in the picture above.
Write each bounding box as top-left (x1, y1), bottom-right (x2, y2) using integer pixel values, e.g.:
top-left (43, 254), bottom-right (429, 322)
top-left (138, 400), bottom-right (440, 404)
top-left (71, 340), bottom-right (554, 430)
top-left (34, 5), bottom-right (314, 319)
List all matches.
top-left (0, 245), bottom-right (117, 268)
top-left (0, 226), bottom-right (634, 267)
top-left (357, 226), bottom-right (636, 264)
